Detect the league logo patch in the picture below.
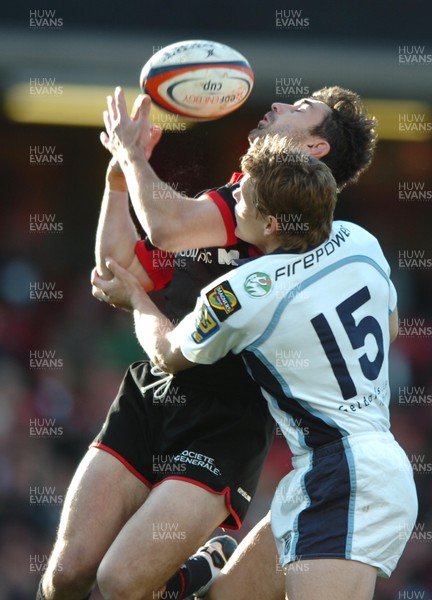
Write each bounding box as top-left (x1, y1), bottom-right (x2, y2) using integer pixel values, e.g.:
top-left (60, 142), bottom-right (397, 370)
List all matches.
top-left (244, 272), bottom-right (273, 297)
top-left (191, 303), bottom-right (220, 344)
top-left (206, 281), bottom-right (242, 322)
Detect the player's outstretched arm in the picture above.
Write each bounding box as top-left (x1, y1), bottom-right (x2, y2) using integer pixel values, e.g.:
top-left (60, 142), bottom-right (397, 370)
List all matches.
top-left (95, 93), bottom-right (163, 283)
top-left (100, 87), bottom-right (228, 252)
top-left (94, 158), bottom-right (154, 290)
top-left (92, 258), bottom-right (193, 372)
top-left (95, 158), bottom-right (137, 278)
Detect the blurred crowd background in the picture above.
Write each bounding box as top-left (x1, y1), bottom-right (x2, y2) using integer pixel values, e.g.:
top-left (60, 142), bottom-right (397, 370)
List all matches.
top-left (0, 1), bottom-right (431, 598)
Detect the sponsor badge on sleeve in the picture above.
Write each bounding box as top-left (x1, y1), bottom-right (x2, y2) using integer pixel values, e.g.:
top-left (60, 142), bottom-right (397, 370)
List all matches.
top-left (205, 280), bottom-right (242, 322)
top-left (191, 303), bottom-right (220, 344)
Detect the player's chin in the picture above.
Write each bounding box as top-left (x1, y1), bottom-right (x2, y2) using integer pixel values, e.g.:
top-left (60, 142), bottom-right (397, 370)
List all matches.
top-left (248, 127), bottom-right (261, 142)
top-left (249, 126), bottom-right (270, 143)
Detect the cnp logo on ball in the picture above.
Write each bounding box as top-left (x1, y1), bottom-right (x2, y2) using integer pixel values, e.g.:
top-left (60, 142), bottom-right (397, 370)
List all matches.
top-left (140, 40), bottom-right (254, 121)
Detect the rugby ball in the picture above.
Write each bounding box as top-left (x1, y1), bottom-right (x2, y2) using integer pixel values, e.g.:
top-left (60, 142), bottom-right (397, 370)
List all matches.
top-left (140, 40), bottom-right (254, 120)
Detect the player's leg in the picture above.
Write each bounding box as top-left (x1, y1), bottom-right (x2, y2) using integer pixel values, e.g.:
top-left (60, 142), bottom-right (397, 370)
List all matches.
top-left (97, 479), bottom-right (230, 600)
top-left (285, 558), bottom-right (377, 600)
top-left (272, 435), bottom-right (415, 600)
top-left (205, 520), bottom-right (376, 600)
top-left (40, 447), bottom-right (150, 600)
top-left (205, 512), bottom-right (285, 600)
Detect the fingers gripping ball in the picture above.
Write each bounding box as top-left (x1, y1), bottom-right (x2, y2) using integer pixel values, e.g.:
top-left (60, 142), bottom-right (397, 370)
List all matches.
top-left (140, 40), bottom-right (254, 121)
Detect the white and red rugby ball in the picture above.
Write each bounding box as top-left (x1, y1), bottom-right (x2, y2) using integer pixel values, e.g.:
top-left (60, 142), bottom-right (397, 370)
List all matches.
top-left (140, 40), bottom-right (254, 120)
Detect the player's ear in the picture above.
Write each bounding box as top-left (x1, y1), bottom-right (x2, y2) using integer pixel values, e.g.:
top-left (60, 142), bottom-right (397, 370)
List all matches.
top-left (264, 215), bottom-right (279, 236)
top-left (305, 139), bottom-right (330, 159)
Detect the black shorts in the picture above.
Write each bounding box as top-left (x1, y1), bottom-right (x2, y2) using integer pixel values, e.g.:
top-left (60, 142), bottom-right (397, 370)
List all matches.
top-left (91, 355), bottom-right (275, 529)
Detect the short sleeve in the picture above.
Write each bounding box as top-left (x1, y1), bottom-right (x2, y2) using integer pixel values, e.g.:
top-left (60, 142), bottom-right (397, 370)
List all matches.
top-left (175, 270), bottom-right (265, 364)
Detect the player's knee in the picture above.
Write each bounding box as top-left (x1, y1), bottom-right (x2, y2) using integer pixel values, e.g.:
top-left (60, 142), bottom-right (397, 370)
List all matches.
top-left (97, 577), bottom-right (152, 600)
top-left (97, 561), bottom-right (161, 600)
top-left (97, 559), bottom-right (152, 600)
top-left (44, 551), bottom-right (95, 597)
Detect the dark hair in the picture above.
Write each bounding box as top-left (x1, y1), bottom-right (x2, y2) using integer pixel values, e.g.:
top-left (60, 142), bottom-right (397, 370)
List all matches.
top-left (311, 86), bottom-right (377, 190)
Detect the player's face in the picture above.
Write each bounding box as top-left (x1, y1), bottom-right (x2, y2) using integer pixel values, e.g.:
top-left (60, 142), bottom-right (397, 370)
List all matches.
top-left (248, 98), bottom-right (331, 144)
top-left (233, 175), bottom-right (268, 248)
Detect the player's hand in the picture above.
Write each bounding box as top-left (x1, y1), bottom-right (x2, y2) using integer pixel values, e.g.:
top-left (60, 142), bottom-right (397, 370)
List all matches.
top-left (100, 87), bottom-right (163, 161)
top-left (91, 258), bottom-right (147, 311)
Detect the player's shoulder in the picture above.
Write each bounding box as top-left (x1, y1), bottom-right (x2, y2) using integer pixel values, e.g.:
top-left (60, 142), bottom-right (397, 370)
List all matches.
top-left (333, 221), bottom-right (391, 280)
top-left (202, 256), bottom-right (276, 325)
top-left (333, 220), bottom-right (384, 252)
top-left (334, 220), bottom-right (377, 242)
top-left (195, 173), bottom-right (242, 202)
top-left (205, 253), bottom-right (274, 294)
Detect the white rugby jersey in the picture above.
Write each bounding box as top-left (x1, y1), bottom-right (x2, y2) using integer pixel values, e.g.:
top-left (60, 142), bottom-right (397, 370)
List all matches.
top-left (177, 221), bottom-right (397, 457)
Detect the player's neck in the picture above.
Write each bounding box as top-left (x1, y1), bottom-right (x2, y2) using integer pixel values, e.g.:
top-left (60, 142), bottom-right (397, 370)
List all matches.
top-left (259, 236), bottom-right (283, 255)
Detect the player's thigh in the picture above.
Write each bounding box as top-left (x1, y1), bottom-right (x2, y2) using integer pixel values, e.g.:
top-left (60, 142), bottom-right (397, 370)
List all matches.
top-left (45, 447), bottom-right (150, 579)
top-left (97, 478), bottom-right (229, 598)
top-left (207, 512), bottom-right (285, 600)
top-left (286, 558), bottom-right (377, 600)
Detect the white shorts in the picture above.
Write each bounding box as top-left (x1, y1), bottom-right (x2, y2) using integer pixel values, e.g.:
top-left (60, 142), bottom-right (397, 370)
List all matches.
top-left (270, 431), bottom-right (418, 577)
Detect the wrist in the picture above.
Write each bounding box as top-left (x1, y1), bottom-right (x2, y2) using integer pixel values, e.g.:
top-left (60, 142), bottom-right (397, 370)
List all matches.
top-left (106, 158), bottom-right (128, 191)
top-left (106, 174), bottom-right (128, 193)
top-left (123, 145), bottom-right (148, 167)
top-left (130, 284), bottom-right (149, 311)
